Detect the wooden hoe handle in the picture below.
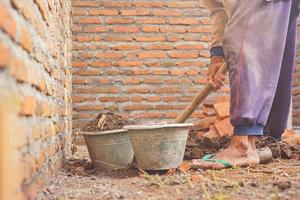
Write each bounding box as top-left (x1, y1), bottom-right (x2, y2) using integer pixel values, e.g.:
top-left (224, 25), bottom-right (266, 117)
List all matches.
top-left (174, 63), bottom-right (228, 123)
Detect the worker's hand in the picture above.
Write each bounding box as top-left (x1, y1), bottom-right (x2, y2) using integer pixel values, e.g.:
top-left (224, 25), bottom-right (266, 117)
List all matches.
top-left (208, 56), bottom-right (226, 90)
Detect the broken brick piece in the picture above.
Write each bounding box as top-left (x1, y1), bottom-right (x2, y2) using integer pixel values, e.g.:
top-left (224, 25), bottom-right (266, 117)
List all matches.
top-left (202, 125), bottom-right (220, 139)
top-left (193, 116), bottom-right (217, 131)
top-left (203, 96), bottom-right (230, 107)
top-left (179, 161), bottom-right (191, 172)
top-left (203, 105), bottom-right (217, 116)
top-left (213, 101), bottom-right (230, 119)
top-left (282, 129), bottom-right (300, 146)
top-left (214, 118), bottom-right (233, 137)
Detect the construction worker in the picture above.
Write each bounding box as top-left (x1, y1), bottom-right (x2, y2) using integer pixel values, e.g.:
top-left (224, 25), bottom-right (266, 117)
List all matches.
top-left (192, 0), bottom-right (299, 169)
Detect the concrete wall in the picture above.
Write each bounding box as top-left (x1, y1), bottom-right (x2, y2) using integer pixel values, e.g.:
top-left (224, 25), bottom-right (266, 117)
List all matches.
top-left (0, 0), bottom-right (72, 199)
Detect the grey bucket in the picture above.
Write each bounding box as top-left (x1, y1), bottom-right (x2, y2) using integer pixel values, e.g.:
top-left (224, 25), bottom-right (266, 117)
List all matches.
top-left (125, 123), bottom-right (193, 170)
top-left (82, 129), bottom-right (134, 170)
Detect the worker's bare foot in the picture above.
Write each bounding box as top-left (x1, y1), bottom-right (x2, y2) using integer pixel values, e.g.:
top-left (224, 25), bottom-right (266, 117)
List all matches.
top-left (191, 136), bottom-right (259, 169)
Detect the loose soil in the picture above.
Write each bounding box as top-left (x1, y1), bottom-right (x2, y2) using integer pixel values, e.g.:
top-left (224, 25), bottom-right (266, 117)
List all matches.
top-left (37, 136), bottom-right (300, 200)
top-left (185, 134), bottom-right (300, 160)
top-left (41, 114), bottom-right (300, 199)
top-left (81, 112), bottom-right (129, 132)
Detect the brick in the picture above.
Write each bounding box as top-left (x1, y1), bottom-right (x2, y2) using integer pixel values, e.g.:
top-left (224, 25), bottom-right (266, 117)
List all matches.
top-left (123, 78), bottom-right (141, 84)
top-left (73, 69), bottom-right (102, 76)
top-left (143, 78), bottom-right (161, 84)
top-left (72, 96), bottom-right (95, 102)
top-left (203, 96), bottom-right (230, 107)
top-left (202, 126), bottom-right (220, 139)
top-left (155, 87), bottom-right (181, 93)
top-left (89, 9), bottom-right (119, 16)
top-left (76, 17), bottom-right (101, 24)
top-left (95, 52), bottom-right (122, 59)
top-left (37, 102), bottom-right (54, 117)
top-left (146, 96), bottom-right (161, 102)
top-left (20, 26), bottom-right (33, 52)
top-left (214, 118), bottom-right (233, 137)
top-left (135, 35), bottom-right (165, 42)
top-left (138, 51), bottom-right (166, 58)
top-left (167, 34), bottom-right (182, 42)
top-left (74, 35), bottom-right (90, 42)
top-left (188, 26), bottom-right (211, 33)
top-left (106, 18), bottom-right (136, 24)
top-left (131, 96), bottom-right (143, 102)
top-left (152, 9), bottom-right (181, 16)
top-left (213, 101), bottom-right (230, 119)
top-left (90, 61), bottom-right (112, 67)
top-left (72, 61), bottom-right (88, 67)
top-left (99, 96), bottom-right (128, 102)
top-left (282, 130), bottom-right (300, 146)
top-left (151, 70), bottom-right (169, 75)
top-left (169, 18), bottom-right (199, 25)
top-left (144, 44), bottom-right (173, 50)
top-left (194, 117), bottom-right (217, 130)
top-left (83, 26), bottom-right (109, 32)
top-left (112, 26), bottom-right (140, 33)
top-left (142, 26), bottom-right (160, 32)
top-left (103, 35), bottom-right (133, 42)
top-left (103, 1), bottom-right (132, 7)
top-left (203, 106), bottom-right (217, 116)
top-left (9, 57), bottom-right (29, 83)
top-left (113, 44), bottom-right (140, 50)
top-left (136, 18), bottom-right (166, 24)
top-left (115, 60), bottom-right (142, 67)
top-left (20, 96), bottom-right (37, 116)
top-left (74, 105), bottom-right (105, 111)
top-left (0, 42), bottom-right (10, 68)
top-left (34, 0), bottom-right (49, 22)
top-left (0, 3), bottom-right (17, 40)
top-left (133, 2), bottom-right (164, 7)
top-left (167, 1), bottom-right (197, 8)
top-left (168, 51), bottom-right (198, 58)
top-left (176, 44), bottom-right (205, 50)
top-left (127, 87), bottom-right (151, 94)
top-left (72, 1), bottom-right (101, 7)
top-left (120, 9), bottom-right (150, 16)
top-left (160, 26), bottom-right (186, 33)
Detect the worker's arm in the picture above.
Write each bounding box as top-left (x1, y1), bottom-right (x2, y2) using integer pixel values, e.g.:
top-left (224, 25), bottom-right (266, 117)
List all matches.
top-left (201, 0), bottom-right (228, 58)
top-left (201, 0), bottom-right (228, 89)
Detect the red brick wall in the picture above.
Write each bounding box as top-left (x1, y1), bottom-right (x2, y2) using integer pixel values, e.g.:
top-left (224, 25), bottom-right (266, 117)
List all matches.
top-left (72, 0), bottom-right (230, 133)
top-left (0, 0), bottom-right (72, 199)
top-left (293, 23), bottom-right (300, 128)
top-left (72, 0), bottom-right (300, 134)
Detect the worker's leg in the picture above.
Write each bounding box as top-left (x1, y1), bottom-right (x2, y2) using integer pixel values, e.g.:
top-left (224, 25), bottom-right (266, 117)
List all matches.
top-left (224, 0), bottom-right (293, 135)
top-left (192, 0), bottom-right (293, 169)
top-left (264, 0), bottom-right (298, 139)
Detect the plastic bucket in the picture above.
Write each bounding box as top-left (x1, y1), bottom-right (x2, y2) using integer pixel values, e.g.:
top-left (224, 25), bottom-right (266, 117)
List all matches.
top-left (125, 123), bottom-right (193, 170)
top-left (82, 129), bottom-right (134, 170)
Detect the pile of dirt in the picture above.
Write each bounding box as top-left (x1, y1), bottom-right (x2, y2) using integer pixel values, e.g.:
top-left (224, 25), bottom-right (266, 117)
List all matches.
top-left (81, 112), bottom-right (129, 132)
top-left (256, 136), bottom-right (300, 159)
top-left (184, 134), bottom-right (231, 160)
top-left (185, 134), bottom-right (300, 160)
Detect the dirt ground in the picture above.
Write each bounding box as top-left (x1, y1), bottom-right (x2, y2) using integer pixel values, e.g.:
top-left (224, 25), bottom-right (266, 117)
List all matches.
top-left (38, 114), bottom-right (300, 200)
top-left (37, 145), bottom-right (300, 200)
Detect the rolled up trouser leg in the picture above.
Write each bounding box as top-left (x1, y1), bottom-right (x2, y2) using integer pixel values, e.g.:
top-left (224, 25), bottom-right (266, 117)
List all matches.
top-left (264, 0), bottom-right (298, 139)
top-left (223, 0), bottom-right (293, 136)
